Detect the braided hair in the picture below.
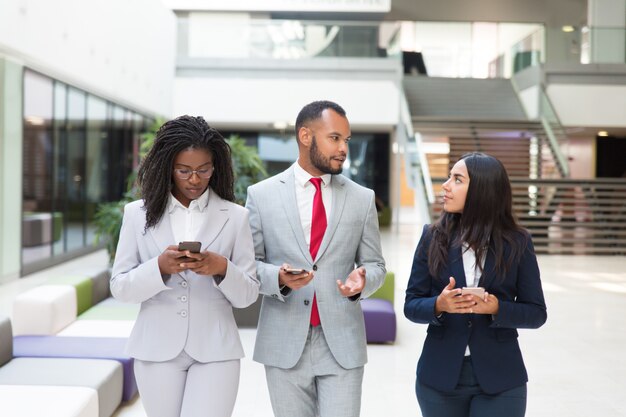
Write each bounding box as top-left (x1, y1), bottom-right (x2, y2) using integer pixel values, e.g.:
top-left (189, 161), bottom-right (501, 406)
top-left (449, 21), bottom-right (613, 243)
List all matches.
top-left (137, 115), bottom-right (235, 230)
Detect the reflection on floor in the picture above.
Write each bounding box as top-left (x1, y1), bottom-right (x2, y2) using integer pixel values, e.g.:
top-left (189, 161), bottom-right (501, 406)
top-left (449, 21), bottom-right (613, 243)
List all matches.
top-left (2, 217), bottom-right (626, 417)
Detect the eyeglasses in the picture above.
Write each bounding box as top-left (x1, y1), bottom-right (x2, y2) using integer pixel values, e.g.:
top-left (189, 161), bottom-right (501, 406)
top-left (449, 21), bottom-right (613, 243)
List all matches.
top-left (173, 167), bottom-right (213, 180)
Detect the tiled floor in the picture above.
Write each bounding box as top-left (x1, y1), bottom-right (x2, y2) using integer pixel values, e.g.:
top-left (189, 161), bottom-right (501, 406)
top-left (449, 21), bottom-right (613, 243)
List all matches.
top-left (2, 214), bottom-right (626, 417)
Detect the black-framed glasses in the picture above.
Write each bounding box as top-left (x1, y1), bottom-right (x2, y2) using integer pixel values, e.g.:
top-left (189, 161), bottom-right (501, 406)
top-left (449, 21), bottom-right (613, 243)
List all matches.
top-left (173, 167), bottom-right (213, 180)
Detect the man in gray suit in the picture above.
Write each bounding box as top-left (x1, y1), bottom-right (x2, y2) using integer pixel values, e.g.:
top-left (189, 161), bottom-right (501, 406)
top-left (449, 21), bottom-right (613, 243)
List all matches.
top-left (246, 100), bottom-right (386, 417)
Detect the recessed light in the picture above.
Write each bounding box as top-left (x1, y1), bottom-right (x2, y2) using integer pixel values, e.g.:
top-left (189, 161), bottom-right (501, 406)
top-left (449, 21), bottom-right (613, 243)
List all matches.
top-left (598, 131), bottom-right (609, 137)
top-left (562, 25), bottom-right (575, 33)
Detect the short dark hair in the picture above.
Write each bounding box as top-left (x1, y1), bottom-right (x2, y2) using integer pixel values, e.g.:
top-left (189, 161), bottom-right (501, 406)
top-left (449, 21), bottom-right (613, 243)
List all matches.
top-left (138, 115), bottom-right (235, 229)
top-left (294, 100), bottom-right (346, 141)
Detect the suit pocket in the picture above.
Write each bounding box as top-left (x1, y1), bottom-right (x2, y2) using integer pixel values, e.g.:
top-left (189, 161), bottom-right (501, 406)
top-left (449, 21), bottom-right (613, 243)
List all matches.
top-left (426, 324), bottom-right (445, 339)
top-left (496, 328), bottom-right (519, 341)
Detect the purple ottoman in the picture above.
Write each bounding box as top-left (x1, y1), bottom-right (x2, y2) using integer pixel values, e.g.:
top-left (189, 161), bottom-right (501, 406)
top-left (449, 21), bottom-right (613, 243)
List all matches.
top-left (13, 335), bottom-right (137, 401)
top-left (361, 298), bottom-right (396, 343)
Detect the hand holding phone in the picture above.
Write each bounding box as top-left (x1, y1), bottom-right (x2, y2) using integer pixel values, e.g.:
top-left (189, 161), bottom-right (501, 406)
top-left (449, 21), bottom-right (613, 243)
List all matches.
top-left (279, 265), bottom-right (313, 290)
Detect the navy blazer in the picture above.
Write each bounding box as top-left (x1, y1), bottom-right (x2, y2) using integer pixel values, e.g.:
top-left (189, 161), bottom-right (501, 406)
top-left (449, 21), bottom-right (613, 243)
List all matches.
top-left (404, 225), bottom-right (547, 394)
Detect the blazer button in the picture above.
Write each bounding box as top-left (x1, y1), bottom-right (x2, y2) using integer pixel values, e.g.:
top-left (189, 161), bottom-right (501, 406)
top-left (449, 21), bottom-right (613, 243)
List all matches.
top-left (180, 295), bottom-right (187, 303)
top-left (304, 300), bottom-right (310, 306)
top-left (312, 265), bottom-right (318, 271)
top-left (181, 281), bottom-right (188, 288)
top-left (468, 320), bottom-right (472, 328)
top-left (180, 310), bottom-right (187, 317)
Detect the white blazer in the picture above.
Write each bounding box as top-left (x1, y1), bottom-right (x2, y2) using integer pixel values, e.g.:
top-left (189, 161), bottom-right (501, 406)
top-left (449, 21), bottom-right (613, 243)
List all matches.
top-left (111, 188), bottom-right (259, 362)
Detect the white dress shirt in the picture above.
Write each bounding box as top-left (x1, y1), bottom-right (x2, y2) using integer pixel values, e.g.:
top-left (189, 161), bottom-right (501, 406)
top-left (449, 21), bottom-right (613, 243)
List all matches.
top-left (293, 161), bottom-right (332, 251)
top-left (462, 243), bottom-right (486, 356)
top-left (168, 188), bottom-right (210, 244)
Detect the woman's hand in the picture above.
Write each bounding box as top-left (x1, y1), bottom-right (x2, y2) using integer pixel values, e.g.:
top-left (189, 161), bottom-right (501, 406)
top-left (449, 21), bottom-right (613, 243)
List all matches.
top-left (435, 277), bottom-right (477, 315)
top-left (157, 245), bottom-right (189, 275)
top-left (471, 291), bottom-right (499, 315)
top-left (181, 250), bottom-right (228, 277)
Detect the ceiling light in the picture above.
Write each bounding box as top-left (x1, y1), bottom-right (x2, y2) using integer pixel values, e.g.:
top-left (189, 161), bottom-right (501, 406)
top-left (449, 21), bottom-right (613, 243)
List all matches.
top-left (598, 131), bottom-right (609, 137)
top-left (273, 121), bottom-right (288, 130)
top-left (562, 25), bottom-right (575, 33)
top-left (25, 116), bottom-right (45, 125)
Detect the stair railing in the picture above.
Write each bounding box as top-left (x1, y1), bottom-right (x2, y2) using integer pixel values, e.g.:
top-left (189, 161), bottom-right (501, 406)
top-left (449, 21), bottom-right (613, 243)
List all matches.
top-left (398, 90), bottom-right (433, 224)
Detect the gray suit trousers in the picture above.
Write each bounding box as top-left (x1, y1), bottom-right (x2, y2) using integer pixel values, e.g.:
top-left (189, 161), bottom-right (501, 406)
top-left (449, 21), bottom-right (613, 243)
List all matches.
top-left (265, 326), bottom-right (364, 417)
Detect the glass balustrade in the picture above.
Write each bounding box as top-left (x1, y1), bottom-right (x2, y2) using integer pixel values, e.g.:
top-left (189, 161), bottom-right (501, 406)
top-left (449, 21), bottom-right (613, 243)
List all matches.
top-left (179, 17), bottom-right (402, 60)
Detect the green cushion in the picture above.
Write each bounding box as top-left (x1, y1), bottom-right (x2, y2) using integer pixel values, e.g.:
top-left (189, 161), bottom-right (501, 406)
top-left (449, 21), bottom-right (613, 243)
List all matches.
top-left (47, 276), bottom-right (93, 315)
top-left (78, 304), bottom-right (139, 321)
top-left (378, 206), bottom-right (391, 227)
top-left (371, 272), bottom-right (394, 304)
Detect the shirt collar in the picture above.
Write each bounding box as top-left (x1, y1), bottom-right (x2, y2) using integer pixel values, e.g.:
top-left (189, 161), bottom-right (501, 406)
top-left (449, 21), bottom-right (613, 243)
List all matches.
top-left (168, 187), bottom-right (210, 213)
top-left (293, 161), bottom-right (331, 189)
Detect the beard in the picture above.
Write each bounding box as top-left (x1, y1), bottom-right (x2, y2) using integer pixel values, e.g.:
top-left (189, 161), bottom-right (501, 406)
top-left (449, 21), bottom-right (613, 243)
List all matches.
top-left (310, 136), bottom-right (343, 175)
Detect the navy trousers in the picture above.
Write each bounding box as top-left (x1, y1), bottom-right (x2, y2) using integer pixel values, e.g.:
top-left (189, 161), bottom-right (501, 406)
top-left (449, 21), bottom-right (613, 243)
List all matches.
top-left (415, 357), bottom-right (527, 417)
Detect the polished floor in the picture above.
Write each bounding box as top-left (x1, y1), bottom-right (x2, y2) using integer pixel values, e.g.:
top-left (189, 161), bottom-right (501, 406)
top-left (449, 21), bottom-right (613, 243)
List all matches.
top-left (2, 213), bottom-right (626, 417)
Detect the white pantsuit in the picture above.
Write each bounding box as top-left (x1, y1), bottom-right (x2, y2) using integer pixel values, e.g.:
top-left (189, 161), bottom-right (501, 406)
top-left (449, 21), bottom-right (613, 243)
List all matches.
top-left (111, 188), bottom-right (259, 417)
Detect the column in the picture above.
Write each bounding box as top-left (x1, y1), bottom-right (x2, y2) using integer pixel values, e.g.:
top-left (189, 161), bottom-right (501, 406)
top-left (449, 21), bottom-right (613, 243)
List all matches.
top-left (588, 0), bottom-right (626, 62)
top-left (0, 57), bottom-right (24, 283)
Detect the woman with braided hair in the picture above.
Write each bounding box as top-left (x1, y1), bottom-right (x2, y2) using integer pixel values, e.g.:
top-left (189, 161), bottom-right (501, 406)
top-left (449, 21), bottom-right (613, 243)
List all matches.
top-left (111, 115), bottom-right (259, 417)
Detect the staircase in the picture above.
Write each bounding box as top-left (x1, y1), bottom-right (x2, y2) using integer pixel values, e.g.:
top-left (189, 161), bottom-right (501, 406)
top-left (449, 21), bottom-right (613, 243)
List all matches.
top-left (401, 76), bottom-right (626, 255)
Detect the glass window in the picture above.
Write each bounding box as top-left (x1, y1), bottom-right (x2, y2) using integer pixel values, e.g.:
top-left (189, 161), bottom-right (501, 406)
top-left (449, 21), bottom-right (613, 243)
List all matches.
top-left (52, 81), bottom-right (68, 257)
top-left (21, 68), bottom-right (154, 274)
top-left (85, 96), bottom-right (108, 245)
top-left (66, 87), bottom-right (87, 251)
top-left (22, 70), bottom-right (55, 266)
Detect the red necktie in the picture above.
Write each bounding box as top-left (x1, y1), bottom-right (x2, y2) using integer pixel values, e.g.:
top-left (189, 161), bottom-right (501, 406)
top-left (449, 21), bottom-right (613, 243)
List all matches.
top-left (309, 177), bottom-right (326, 327)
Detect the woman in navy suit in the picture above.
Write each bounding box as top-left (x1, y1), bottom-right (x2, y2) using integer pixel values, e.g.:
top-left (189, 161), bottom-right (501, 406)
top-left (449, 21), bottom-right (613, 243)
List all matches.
top-left (404, 152), bottom-right (547, 417)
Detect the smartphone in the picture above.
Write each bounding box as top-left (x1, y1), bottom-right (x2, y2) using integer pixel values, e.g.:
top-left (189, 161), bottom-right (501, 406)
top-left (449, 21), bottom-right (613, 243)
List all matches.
top-left (178, 241), bottom-right (201, 253)
top-left (461, 287), bottom-right (485, 297)
top-left (284, 268), bottom-right (307, 275)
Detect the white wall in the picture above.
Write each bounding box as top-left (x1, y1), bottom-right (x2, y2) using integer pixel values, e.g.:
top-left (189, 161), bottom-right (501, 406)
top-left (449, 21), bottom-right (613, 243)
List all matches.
top-left (519, 85), bottom-right (540, 119)
top-left (547, 84), bottom-right (626, 127)
top-left (568, 137), bottom-right (596, 179)
top-left (0, 0), bottom-right (176, 116)
top-left (173, 77), bottom-right (400, 130)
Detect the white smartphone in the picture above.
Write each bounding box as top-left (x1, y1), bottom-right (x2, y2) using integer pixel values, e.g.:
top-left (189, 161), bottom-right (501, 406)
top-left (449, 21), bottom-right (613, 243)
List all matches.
top-left (461, 287), bottom-right (485, 297)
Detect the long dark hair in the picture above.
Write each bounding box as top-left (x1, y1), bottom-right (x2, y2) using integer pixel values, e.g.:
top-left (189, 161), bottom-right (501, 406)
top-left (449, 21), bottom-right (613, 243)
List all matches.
top-left (137, 115), bottom-right (235, 229)
top-left (427, 152), bottom-right (526, 280)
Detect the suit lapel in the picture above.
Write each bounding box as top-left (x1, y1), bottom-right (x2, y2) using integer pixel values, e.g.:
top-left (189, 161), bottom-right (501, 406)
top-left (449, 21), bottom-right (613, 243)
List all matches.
top-left (314, 174), bottom-right (346, 262)
top-left (147, 208), bottom-right (176, 253)
top-left (479, 242), bottom-right (496, 289)
top-left (278, 168), bottom-right (314, 263)
top-left (197, 188), bottom-right (229, 251)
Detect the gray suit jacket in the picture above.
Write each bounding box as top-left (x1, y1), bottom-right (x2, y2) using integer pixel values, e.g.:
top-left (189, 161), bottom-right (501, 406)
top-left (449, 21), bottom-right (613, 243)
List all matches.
top-left (110, 188), bottom-right (259, 362)
top-left (246, 167), bottom-right (386, 369)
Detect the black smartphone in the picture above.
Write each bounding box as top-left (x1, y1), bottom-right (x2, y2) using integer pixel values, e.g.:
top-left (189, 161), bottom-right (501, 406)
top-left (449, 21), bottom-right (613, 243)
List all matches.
top-left (284, 268), bottom-right (307, 275)
top-left (178, 241), bottom-right (201, 253)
